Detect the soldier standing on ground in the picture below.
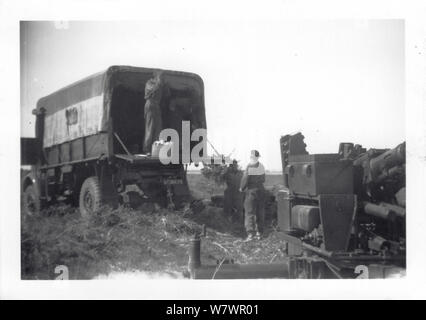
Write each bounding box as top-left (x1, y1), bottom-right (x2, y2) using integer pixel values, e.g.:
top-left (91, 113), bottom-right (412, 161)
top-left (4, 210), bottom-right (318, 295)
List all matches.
top-left (239, 150), bottom-right (266, 241)
top-left (143, 71), bottom-right (164, 155)
top-left (223, 159), bottom-right (243, 221)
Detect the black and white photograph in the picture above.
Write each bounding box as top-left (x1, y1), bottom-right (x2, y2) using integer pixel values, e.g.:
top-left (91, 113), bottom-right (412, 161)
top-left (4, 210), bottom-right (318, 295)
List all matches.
top-left (1, 0), bottom-right (426, 301)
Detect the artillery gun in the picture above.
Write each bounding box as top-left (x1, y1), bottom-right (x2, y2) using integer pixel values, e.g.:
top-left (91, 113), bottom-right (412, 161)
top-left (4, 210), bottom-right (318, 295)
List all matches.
top-left (276, 133), bottom-right (405, 278)
top-left (188, 133), bottom-right (405, 279)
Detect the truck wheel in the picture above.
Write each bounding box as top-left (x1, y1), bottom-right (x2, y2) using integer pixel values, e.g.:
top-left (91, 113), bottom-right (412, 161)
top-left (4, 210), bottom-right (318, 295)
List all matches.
top-left (23, 185), bottom-right (40, 217)
top-left (79, 177), bottom-right (102, 217)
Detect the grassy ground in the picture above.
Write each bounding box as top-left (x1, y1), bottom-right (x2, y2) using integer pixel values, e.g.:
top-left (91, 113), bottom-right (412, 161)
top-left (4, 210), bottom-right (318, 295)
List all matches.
top-left (21, 172), bottom-right (287, 279)
top-left (187, 172), bottom-right (284, 198)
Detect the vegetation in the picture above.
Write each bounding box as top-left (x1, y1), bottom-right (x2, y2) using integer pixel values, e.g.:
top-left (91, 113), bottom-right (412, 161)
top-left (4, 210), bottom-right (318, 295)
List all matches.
top-left (200, 161), bottom-right (242, 185)
top-left (21, 173), bottom-right (285, 279)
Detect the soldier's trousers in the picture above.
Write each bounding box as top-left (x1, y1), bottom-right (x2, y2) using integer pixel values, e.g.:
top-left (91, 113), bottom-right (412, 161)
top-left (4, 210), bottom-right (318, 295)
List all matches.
top-left (143, 100), bottom-right (162, 154)
top-left (244, 188), bottom-right (265, 234)
top-left (224, 187), bottom-right (243, 219)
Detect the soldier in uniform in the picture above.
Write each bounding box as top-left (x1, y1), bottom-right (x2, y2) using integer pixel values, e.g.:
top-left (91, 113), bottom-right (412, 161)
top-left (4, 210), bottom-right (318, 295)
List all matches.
top-left (143, 71), bottom-right (164, 154)
top-left (239, 150), bottom-right (266, 241)
top-left (223, 159), bottom-right (243, 221)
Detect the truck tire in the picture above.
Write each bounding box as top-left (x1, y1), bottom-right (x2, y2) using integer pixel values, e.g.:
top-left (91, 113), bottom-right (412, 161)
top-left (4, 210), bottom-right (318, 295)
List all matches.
top-left (79, 176), bottom-right (102, 217)
top-left (23, 185), bottom-right (40, 217)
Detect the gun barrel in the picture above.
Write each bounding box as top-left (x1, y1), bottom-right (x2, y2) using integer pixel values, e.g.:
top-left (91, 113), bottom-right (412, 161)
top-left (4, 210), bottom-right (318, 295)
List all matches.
top-left (189, 263), bottom-right (290, 279)
top-left (369, 142), bottom-right (405, 183)
top-left (363, 202), bottom-right (395, 220)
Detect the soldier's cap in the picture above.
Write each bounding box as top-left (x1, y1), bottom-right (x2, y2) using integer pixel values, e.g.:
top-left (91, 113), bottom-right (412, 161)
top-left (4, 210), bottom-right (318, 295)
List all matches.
top-left (250, 150), bottom-right (260, 158)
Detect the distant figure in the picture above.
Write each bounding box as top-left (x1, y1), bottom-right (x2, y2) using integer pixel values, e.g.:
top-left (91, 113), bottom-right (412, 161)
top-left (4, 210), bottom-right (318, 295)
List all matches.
top-left (223, 159), bottom-right (243, 221)
top-left (239, 150), bottom-right (266, 241)
top-left (143, 72), bottom-right (164, 154)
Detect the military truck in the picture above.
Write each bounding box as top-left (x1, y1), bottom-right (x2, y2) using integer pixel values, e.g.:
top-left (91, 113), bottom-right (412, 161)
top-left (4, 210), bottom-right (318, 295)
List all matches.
top-left (21, 66), bottom-right (207, 217)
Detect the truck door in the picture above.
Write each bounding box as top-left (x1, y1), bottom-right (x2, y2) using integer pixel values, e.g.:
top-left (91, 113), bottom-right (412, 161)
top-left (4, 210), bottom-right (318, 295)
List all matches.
top-left (21, 137), bottom-right (39, 165)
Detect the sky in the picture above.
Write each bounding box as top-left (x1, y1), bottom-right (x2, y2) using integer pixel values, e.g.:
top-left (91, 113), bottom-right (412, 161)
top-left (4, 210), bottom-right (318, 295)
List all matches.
top-left (20, 20), bottom-right (405, 171)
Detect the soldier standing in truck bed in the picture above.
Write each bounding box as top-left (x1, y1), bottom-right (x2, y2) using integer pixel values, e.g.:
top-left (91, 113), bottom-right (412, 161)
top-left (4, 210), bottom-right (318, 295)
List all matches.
top-left (143, 72), bottom-right (164, 155)
top-left (239, 150), bottom-right (266, 241)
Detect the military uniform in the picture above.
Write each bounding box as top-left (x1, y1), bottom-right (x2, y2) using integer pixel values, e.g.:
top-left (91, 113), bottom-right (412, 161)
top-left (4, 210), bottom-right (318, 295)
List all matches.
top-left (223, 164), bottom-right (243, 220)
top-left (143, 76), bottom-right (163, 154)
top-left (240, 160), bottom-right (266, 237)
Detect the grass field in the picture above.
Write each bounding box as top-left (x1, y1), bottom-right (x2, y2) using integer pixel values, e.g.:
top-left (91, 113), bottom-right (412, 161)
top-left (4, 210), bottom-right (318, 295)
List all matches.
top-left (21, 172), bottom-right (287, 279)
top-left (187, 172), bottom-right (284, 199)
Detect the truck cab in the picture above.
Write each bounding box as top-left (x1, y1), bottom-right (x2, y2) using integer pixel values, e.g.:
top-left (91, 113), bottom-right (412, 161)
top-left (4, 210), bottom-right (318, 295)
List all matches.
top-left (21, 66), bottom-right (207, 216)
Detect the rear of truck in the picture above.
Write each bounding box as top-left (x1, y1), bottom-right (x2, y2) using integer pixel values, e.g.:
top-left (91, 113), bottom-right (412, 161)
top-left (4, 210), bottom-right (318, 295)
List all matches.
top-left (21, 66), bottom-right (207, 216)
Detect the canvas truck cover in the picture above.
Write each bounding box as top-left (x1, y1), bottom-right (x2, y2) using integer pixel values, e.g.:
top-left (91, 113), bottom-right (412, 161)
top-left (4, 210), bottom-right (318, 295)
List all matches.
top-left (36, 71), bottom-right (107, 148)
top-left (35, 66), bottom-right (206, 152)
